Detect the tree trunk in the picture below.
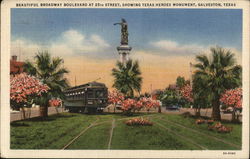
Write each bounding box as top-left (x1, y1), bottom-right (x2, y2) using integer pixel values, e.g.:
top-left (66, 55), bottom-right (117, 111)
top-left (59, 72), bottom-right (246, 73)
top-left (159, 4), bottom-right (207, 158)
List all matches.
top-left (40, 106), bottom-right (48, 117)
top-left (211, 97), bottom-right (221, 121)
top-left (21, 107), bottom-right (26, 119)
top-left (232, 110), bottom-right (236, 122)
top-left (55, 107), bottom-right (59, 114)
top-left (194, 108), bottom-right (197, 115)
top-left (27, 108), bottom-right (31, 118)
top-left (231, 108), bottom-right (239, 122)
top-left (113, 104), bottom-right (116, 113)
top-left (158, 107), bottom-right (161, 113)
top-left (205, 108), bottom-right (208, 116)
top-left (195, 108), bottom-right (201, 117)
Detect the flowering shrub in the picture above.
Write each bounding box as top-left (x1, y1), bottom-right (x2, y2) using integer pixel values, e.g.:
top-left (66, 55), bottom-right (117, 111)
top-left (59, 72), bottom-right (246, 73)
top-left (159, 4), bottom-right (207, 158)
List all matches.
top-left (208, 122), bottom-right (232, 133)
top-left (125, 118), bottom-right (153, 126)
top-left (121, 98), bottom-right (136, 111)
top-left (108, 90), bottom-right (161, 114)
top-left (195, 119), bottom-right (205, 124)
top-left (10, 73), bottom-right (49, 106)
top-left (108, 90), bottom-right (125, 105)
top-left (108, 90), bottom-right (125, 112)
top-left (180, 84), bottom-right (193, 103)
top-left (135, 100), bottom-right (144, 111)
top-left (195, 119), bottom-right (214, 125)
top-left (217, 125), bottom-right (232, 133)
top-left (220, 88), bottom-right (242, 109)
top-left (206, 119), bottom-right (214, 124)
top-left (10, 73), bottom-right (49, 118)
top-left (49, 99), bottom-right (62, 107)
top-left (213, 122), bottom-right (222, 129)
top-left (140, 97), bottom-right (160, 112)
top-left (220, 88), bottom-right (242, 121)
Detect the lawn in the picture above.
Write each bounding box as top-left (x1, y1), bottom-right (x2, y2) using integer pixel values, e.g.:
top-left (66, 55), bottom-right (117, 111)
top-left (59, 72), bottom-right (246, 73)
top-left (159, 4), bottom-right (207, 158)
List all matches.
top-left (10, 112), bottom-right (242, 150)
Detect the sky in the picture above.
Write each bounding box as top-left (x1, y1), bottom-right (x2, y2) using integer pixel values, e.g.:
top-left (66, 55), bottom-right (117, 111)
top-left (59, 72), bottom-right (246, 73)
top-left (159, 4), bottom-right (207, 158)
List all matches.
top-left (11, 8), bottom-right (242, 93)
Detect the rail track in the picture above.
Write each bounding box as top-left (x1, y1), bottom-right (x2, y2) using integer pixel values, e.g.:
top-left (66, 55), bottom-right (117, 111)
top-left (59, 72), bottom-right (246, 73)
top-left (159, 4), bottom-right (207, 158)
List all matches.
top-left (59, 114), bottom-right (240, 150)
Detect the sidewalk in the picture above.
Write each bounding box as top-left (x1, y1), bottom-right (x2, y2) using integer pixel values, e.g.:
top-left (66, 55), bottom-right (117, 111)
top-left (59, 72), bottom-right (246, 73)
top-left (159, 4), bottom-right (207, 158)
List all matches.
top-left (164, 108), bottom-right (242, 122)
top-left (10, 107), bottom-right (65, 122)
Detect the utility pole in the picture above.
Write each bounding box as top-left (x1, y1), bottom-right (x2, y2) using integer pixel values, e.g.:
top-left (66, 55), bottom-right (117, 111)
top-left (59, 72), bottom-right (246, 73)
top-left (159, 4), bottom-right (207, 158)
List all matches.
top-left (93, 77), bottom-right (101, 82)
top-left (150, 84), bottom-right (153, 98)
top-left (18, 40), bottom-right (21, 61)
top-left (75, 75), bottom-right (77, 87)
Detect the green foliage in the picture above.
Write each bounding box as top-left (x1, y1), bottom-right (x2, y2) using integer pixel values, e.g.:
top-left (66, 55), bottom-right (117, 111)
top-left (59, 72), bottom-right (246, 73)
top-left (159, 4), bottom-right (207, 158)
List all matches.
top-left (159, 88), bottom-right (181, 106)
top-left (24, 51), bottom-right (69, 102)
top-left (159, 87), bottom-right (190, 107)
top-left (112, 59), bottom-right (142, 97)
top-left (176, 76), bottom-right (186, 88)
top-left (192, 74), bottom-right (212, 109)
top-left (193, 46), bottom-right (242, 120)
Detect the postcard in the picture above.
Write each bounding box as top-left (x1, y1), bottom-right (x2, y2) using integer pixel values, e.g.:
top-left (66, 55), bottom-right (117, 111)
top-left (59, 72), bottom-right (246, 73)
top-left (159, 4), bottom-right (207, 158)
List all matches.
top-left (1, 0), bottom-right (249, 158)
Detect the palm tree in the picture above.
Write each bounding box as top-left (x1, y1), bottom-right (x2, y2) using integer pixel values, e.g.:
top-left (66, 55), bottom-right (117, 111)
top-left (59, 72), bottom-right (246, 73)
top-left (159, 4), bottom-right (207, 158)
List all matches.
top-left (112, 59), bottom-right (142, 97)
top-left (193, 46), bottom-right (242, 120)
top-left (192, 74), bottom-right (212, 117)
top-left (24, 51), bottom-right (69, 117)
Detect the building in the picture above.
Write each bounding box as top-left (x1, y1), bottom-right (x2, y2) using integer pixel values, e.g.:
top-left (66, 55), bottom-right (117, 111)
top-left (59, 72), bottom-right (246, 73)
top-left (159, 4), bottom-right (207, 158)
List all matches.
top-left (10, 55), bottom-right (24, 75)
top-left (151, 89), bottom-right (163, 100)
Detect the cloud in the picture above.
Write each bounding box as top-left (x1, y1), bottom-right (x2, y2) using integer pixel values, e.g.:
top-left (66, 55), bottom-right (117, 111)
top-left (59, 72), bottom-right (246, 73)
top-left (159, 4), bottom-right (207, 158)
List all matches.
top-left (51, 29), bottom-right (112, 58)
top-left (11, 33), bottom-right (242, 66)
top-left (150, 40), bottom-right (205, 56)
top-left (11, 38), bottom-right (43, 61)
top-left (148, 39), bottom-right (242, 64)
top-left (11, 29), bottom-right (113, 60)
top-left (194, 46), bottom-right (242, 65)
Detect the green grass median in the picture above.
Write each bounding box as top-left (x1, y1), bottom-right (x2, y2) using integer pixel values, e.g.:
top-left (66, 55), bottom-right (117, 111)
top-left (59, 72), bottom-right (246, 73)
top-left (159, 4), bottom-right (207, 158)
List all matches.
top-left (10, 112), bottom-right (242, 150)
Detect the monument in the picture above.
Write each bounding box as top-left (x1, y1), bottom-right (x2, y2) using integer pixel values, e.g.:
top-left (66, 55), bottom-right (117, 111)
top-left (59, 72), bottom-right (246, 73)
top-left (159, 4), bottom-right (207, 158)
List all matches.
top-left (114, 18), bottom-right (132, 63)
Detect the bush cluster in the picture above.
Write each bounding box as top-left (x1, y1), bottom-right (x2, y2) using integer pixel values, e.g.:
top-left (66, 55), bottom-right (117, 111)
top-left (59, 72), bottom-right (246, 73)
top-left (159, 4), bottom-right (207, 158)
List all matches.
top-left (195, 119), bottom-right (214, 125)
top-left (125, 118), bottom-right (153, 126)
top-left (208, 122), bottom-right (232, 133)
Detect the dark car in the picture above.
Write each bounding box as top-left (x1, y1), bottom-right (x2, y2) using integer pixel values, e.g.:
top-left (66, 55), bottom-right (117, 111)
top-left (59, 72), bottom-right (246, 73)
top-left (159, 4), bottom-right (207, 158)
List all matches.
top-left (165, 105), bottom-right (180, 111)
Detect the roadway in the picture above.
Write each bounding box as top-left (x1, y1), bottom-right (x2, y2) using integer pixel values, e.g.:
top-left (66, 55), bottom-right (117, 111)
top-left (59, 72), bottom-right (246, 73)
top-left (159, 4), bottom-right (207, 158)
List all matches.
top-left (10, 106), bottom-right (241, 122)
top-left (10, 107), bottom-right (65, 122)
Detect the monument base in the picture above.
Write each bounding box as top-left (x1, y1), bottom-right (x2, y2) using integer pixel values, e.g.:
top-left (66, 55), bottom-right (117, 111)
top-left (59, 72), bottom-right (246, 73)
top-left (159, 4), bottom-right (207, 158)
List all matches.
top-left (117, 45), bottom-right (132, 63)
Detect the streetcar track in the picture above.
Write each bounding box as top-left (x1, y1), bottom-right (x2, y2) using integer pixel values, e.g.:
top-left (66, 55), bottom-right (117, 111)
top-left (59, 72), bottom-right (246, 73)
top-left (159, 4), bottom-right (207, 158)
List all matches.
top-left (62, 118), bottom-right (100, 149)
top-left (155, 117), bottom-right (241, 149)
top-left (62, 113), bottom-right (238, 150)
top-left (61, 114), bottom-right (155, 149)
top-left (154, 121), bottom-right (208, 150)
top-left (107, 119), bottom-right (116, 149)
top-left (116, 114), bottom-right (156, 121)
top-left (61, 114), bottom-right (239, 150)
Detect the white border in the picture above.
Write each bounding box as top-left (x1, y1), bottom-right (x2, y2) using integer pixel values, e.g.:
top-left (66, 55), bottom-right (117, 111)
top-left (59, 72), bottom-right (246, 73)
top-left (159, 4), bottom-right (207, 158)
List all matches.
top-left (1, 0), bottom-right (249, 158)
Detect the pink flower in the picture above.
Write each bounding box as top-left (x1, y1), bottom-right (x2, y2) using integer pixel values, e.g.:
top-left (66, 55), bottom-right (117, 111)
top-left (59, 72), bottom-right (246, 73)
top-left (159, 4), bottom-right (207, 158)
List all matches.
top-left (108, 90), bottom-right (125, 105)
top-left (49, 99), bottom-right (62, 107)
top-left (10, 73), bottom-right (50, 104)
top-left (180, 84), bottom-right (193, 102)
top-left (220, 88), bottom-right (242, 108)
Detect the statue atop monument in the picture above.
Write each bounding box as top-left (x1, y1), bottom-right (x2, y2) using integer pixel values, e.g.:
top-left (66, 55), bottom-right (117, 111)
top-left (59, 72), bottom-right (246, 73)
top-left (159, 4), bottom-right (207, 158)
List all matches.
top-left (114, 18), bottom-right (129, 45)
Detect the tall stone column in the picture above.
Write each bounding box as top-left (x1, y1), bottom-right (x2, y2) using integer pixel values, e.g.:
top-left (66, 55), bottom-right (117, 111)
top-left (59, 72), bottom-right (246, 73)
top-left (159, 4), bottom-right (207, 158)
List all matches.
top-left (117, 45), bottom-right (132, 64)
top-left (114, 18), bottom-right (132, 64)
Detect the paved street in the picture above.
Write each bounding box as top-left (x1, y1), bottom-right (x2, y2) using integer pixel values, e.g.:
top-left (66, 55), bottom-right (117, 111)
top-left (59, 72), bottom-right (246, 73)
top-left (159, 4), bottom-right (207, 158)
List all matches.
top-left (10, 107), bottom-right (65, 122)
top-left (161, 107), bottom-right (241, 121)
top-left (10, 106), bottom-right (241, 122)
